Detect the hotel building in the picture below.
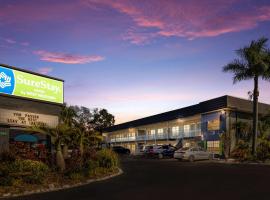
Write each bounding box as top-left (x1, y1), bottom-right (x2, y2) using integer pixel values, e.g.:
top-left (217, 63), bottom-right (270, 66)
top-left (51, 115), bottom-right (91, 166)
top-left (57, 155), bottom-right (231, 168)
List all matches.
top-left (103, 96), bottom-right (270, 154)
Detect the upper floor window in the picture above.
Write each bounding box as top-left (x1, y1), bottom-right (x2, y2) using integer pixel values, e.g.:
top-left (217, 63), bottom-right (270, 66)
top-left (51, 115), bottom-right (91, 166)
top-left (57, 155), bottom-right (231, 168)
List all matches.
top-left (184, 125), bottom-right (190, 133)
top-left (150, 129), bottom-right (155, 135)
top-left (172, 126), bottom-right (179, 135)
top-left (157, 128), bottom-right (164, 135)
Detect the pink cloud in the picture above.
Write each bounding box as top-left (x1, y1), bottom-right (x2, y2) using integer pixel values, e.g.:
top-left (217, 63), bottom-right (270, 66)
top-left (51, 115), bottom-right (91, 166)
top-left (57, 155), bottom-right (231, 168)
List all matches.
top-left (36, 67), bottom-right (53, 75)
top-left (33, 50), bottom-right (105, 64)
top-left (85, 0), bottom-right (270, 44)
top-left (122, 28), bottom-right (157, 45)
top-left (20, 42), bottom-right (30, 46)
top-left (4, 38), bottom-right (16, 44)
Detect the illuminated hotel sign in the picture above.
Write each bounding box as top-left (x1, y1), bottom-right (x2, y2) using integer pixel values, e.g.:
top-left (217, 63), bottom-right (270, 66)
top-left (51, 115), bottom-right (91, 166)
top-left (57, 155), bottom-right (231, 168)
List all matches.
top-left (0, 108), bottom-right (58, 128)
top-left (0, 65), bottom-right (63, 104)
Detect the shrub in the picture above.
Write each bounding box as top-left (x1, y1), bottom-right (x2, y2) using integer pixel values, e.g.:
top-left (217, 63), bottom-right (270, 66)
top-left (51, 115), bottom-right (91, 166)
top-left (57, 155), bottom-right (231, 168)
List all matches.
top-left (231, 140), bottom-right (251, 161)
top-left (256, 139), bottom-right (270, 161)
top-left (85, 159), bottom-right (99, 177)
top-left (0, 163), bottom-right (14, 186)
top-left (68, 172), bottom-right (83, 181)
top-left (65, 153), bottom-right (84, 174)
top-left (96, 149), bottom-right (119, 169)
top-left (11, 159), bottom-right (49, 184)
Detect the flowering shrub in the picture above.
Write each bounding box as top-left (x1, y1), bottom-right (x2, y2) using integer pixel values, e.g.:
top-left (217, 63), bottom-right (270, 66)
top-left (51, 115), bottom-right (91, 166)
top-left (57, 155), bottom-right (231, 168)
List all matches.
top-left (0, 159), bottom-right (49, 185)
top-left (13, 159), bottom-right (49, 184)
top-left (231, 140), bottom-right (251, 161)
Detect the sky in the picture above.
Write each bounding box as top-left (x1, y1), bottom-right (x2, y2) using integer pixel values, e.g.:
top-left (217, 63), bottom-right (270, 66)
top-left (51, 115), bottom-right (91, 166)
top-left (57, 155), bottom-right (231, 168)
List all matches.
top-left (0, 0), bottom-right (270, 124)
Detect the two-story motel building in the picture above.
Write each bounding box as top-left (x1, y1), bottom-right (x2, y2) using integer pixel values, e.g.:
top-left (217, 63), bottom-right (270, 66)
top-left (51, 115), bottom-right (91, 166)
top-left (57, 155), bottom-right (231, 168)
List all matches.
top-left (103, 96), bottom-right (270, 154)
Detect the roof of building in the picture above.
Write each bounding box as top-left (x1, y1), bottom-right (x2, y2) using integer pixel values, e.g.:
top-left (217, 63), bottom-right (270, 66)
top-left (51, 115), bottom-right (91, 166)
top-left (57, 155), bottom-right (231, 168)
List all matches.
top-left (0, 63), bottom-right (64, 82)
top-left (104, 95), bottom-right (270, 132)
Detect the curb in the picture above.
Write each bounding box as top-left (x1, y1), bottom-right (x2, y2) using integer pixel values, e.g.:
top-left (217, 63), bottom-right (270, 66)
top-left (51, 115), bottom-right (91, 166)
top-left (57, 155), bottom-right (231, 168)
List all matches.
top-left (212, 159), bottom-right (270, 166)
top-left (0, 168), bottom-right (123, 199)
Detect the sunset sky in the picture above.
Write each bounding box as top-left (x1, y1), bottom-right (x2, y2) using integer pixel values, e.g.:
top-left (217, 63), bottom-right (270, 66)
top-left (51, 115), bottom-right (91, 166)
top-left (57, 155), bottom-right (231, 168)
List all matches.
top-left (1, 0), bottom-right (270, 124)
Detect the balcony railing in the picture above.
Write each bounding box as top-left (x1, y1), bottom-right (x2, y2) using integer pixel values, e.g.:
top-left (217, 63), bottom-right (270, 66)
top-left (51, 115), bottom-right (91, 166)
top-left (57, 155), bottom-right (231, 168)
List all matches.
top-left (108, 130), bottom-right (202, 143)
top-left (169, 130), bottom-right (201, 139)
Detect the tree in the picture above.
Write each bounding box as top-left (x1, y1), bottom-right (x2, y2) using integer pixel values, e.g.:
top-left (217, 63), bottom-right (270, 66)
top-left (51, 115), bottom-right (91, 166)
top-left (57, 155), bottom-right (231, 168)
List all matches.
top-left (233, 121), bottom-right (252, 143)
top-left (259, 112), bottom-right (270, 137)
top-left (60, 103), bottom-right (77, 127)
top-left (223, 37), bottom-right (270, 155)
top-left (257, 113), bottom-right (270, 161)
top-left (90, 108), bottom-right (115, 134)
top-left (70, 106), bottom-right (104, 155)
top-left (29, 123), bottom-right (72, 171)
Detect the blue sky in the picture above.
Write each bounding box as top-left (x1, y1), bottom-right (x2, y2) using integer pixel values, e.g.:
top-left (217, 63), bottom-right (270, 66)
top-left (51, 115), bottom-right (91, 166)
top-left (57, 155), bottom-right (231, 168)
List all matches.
top-left (1, 0), bottom-right (270, 123)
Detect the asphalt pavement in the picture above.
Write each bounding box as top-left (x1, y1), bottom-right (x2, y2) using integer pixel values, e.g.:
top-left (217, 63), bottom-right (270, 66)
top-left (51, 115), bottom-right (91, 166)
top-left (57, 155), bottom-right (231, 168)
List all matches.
top-left (7, 158), bottom-right (270, 200)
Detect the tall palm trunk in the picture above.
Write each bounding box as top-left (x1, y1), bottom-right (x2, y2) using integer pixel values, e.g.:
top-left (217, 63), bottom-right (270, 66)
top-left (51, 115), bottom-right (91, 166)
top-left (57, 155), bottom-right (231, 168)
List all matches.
top-left (252, 76), bottom-right (259, 156)
top-left (56, 141), bottom-right (66, 171)
top-left (62, 144), bottom-right (69, 159)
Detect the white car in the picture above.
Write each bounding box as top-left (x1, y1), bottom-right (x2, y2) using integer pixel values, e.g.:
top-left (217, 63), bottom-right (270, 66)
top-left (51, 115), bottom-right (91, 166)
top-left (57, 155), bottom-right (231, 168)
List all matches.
top-left (174, 147), bottom-right (213, 162)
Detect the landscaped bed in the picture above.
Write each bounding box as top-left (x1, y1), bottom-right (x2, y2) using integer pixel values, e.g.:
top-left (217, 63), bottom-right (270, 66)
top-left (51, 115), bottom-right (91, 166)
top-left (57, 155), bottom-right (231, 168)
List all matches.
top-left (0, 149), bottom-right (121, 198)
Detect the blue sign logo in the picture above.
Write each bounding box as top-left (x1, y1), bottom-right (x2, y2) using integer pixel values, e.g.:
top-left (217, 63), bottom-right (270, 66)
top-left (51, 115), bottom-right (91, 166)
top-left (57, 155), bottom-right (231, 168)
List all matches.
top-left (0, 66), bottom-right (15, 95)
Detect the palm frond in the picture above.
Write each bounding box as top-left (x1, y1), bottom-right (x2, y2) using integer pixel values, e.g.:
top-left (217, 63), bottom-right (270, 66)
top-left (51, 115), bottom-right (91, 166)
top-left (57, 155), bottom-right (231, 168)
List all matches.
top-left (223, 59), bottom-right (247, 73)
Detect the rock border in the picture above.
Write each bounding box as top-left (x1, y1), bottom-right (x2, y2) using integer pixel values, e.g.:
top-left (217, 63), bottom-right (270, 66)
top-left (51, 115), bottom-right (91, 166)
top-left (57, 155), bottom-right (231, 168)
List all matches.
top-left (1, 168), bottom-right (123, 199)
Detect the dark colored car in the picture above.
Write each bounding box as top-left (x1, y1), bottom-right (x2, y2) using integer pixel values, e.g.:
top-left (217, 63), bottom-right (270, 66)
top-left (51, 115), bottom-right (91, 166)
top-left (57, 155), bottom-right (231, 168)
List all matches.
top-left (112, 146), bottom-right (131, 155)
top-left (143, 145), bottom-right (176, 158)
top-left (158, 145), bottom-right (176, 158)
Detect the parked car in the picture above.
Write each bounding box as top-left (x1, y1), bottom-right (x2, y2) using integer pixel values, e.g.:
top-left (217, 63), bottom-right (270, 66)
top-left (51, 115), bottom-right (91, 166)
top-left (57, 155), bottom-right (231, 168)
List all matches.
top-left (112, 146), bottom-right (131, 155)
top-left (174, 147), bottom-right (213, 162)
top-left (158, 145), bottom-right (176, 158)
top-left (143, 145), bottom-right (176, 158)
top-left (142, 145), bottom-right (154, 156)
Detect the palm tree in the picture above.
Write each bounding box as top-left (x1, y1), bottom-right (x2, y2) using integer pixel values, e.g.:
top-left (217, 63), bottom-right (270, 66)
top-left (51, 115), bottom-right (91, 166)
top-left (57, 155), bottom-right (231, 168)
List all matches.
top-left (223, 37), bottom-right (270, 155)
top-left (29, 123), bottom-right (72, 171)
top-left (60, 104), bottom-right (77, 158)
top-left (233, 121), bottom-right (252, 143)
top-left (72, 122), bottom-right (103, 156)
top-left (60, 103), bottom-right (77, 126)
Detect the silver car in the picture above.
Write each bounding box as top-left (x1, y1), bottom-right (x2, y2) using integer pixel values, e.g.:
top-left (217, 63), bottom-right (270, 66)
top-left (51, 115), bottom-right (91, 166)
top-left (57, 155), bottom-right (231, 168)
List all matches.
top-left (174, 147), bottom-right (213, 162)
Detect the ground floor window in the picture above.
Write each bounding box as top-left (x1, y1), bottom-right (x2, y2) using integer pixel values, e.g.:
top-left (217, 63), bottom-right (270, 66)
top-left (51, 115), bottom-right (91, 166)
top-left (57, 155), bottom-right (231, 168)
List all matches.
top-left (207, 141), bottom-right (220, 153)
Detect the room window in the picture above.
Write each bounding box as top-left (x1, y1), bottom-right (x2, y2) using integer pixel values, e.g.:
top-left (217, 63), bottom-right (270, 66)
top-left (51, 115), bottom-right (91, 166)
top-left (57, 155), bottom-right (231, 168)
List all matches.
top-left (207, 141), bottom-right (220, 153)
top-left (184, 125), bottom-right (190, 133)
top-left (172, 126), bottom-right (179, 136)
top-left (150, 129), bottom-right (155, 135)
top-left (157, 128), bottom-right (163, 135)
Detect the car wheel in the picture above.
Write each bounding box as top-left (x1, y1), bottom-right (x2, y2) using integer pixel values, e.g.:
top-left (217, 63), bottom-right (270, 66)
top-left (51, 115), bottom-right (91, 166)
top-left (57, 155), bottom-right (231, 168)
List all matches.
top-left (158, 153), bottom-right (163, 159)
top-left (189, 155), bottom-right (195, 162)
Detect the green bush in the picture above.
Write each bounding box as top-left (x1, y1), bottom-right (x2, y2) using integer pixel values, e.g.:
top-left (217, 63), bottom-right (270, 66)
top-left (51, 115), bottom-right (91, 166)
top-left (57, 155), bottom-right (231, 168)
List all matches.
top-left (231, 140), bottom-right (251, 161)
top-left (10, 159), bottom-right (49, 184)
top-left (0, 163), bottom-right (14, 186)
top-left (68, 172), bottom-right (83, 181)
top-left (96, 149), bottom-right (119, 169)
top-left (85, 159), bottom-right (99, 176)
top-left (256, 139), bottom-right (270, 161)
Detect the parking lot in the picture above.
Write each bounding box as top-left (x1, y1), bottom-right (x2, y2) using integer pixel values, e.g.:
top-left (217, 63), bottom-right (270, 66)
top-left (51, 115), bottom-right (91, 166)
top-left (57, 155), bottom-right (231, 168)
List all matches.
top-left (7, 157), bottom-right (270, 200)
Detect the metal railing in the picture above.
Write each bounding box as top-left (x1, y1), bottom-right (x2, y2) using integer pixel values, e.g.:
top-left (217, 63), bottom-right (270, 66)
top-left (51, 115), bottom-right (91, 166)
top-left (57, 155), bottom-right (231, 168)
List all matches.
top-left (108, 130), bottom-right (202, 143)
